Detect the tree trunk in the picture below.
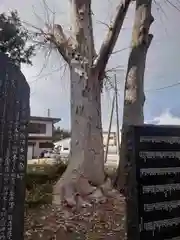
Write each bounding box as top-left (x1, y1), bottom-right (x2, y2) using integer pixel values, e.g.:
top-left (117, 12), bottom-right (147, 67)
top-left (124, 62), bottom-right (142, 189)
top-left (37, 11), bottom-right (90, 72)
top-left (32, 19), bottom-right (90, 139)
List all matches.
top-left (114, 0), bottom-right (154, 191)
top-left (50, 0), bottom-right (132, 207)
top-left (53, 62), bottom-right (105, 206)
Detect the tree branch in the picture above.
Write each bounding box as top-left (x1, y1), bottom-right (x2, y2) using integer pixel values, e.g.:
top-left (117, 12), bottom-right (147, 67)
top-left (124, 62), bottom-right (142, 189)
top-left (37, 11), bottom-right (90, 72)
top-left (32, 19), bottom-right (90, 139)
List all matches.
top-left (70, 0), bottom-right (96, 64)
top-left (94, 0), bottom-right (132, 80)
top-left (25, 20), bottom-right (73, 64)
top-left (25, 1), bottom-right (72, 64)
top-left (49, 24), bottom-right (73, 63)
top-left (131, 0), bottom-right (154, 48)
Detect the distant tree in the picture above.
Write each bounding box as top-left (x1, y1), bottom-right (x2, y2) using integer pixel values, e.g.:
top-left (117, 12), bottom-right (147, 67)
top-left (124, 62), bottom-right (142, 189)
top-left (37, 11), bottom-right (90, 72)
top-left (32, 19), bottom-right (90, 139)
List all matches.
top-left (52, 127), bottom-right (70, 142)
top-left (0, 10), bottom-right (35, 65)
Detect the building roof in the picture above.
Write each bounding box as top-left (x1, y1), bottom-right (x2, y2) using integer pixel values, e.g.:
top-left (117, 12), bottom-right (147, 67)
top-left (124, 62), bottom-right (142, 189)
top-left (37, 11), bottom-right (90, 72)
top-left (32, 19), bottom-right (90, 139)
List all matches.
top-left (103, 131), bottom-right (116, 134)
top-left (54, 138), bottom-right (71, 146)
top-left (30, 116), bottom-right (61, 124)
top-left (28, 136), bottom-right (54, 141)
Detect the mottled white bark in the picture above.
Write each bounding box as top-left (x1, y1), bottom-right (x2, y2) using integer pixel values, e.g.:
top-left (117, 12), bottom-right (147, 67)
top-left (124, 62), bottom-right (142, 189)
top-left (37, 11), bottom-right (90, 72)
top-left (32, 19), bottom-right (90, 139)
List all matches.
top-left (53, 61), bottom-right (105, 206)
top-left (71, 66), bottom-right (104, 185)
top-left (115, 0), bottom-right (154, 191)
top-left (51, 0), bottom-right (131, 206)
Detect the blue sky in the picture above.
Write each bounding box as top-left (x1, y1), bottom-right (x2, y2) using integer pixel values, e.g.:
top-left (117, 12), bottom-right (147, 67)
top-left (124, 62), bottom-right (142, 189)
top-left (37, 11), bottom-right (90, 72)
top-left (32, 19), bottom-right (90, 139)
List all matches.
top-left (1, 0), bottom-right (180, 130)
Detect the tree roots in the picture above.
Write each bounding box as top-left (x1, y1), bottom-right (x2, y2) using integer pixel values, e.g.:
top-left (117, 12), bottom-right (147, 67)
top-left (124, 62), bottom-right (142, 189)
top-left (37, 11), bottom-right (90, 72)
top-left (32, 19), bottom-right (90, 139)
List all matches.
top-left (53, 176), bottom-right (118, 209)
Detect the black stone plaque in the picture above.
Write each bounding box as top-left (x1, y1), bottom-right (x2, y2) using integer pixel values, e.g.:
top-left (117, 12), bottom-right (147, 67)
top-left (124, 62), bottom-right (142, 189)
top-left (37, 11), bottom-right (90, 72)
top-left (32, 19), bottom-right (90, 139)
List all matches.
top-left (126, 125), bottom-right (180, 240)
top-left (0, 53), bottom-right (30, 240)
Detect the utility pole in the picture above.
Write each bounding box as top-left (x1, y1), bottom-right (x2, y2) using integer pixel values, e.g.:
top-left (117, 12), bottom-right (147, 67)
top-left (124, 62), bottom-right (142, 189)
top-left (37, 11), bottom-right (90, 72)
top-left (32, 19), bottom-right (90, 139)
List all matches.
top-left (104, 92), bottom-right (115, 163)
top-left (114, 74), bottom-right (120, 163)
top-left (47, 108), bottom-right (50, 117)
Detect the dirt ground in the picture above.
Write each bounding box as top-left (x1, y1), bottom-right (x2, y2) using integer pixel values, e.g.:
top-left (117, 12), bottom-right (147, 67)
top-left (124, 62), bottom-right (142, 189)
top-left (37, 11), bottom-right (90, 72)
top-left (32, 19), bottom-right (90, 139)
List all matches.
top-left (24, 193), bottom-right (126, 240)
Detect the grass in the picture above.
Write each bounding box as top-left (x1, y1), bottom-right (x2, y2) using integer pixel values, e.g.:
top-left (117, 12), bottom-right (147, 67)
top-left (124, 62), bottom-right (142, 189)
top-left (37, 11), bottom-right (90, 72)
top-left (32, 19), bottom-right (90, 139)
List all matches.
top-left (25, 162), bottom-right (67, 207)
top-left (24, 163), bottom-right (124, 240)
top-left (25, 162), bottom-right (117, 207)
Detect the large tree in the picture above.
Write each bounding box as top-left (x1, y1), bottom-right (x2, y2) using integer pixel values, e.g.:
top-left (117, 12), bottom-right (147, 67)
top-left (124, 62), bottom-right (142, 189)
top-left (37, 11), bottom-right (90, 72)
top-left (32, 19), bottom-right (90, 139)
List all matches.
top-left (0, 11), bottom-right (35, 65)
top-left (115, 0), bottom-right (154, 191)
top-left (33, 0), bottom-right (132, 206)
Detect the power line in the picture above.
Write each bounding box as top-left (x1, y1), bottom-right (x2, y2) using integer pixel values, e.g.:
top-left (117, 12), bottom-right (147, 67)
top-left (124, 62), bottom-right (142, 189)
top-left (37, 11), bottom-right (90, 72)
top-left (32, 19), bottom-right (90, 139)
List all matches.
top-left (27, 64), bottom-right (66, 86)
top-left (25, 64), bottom-right (67, 97)
top-left (145, 81), bottom-right (180, 92)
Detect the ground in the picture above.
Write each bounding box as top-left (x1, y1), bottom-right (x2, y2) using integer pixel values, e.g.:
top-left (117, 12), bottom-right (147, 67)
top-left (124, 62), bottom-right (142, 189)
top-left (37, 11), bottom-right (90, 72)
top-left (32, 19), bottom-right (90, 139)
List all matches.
top-left (25, 163), bottom-right (125, 240)
top-left (24, 193), bottom-right (126, 240)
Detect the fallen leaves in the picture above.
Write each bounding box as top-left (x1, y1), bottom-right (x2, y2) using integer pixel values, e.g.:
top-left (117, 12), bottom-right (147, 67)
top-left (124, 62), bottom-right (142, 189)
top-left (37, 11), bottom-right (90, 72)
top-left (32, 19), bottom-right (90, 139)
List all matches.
top-left (25, 192), bottom-right (126, 240)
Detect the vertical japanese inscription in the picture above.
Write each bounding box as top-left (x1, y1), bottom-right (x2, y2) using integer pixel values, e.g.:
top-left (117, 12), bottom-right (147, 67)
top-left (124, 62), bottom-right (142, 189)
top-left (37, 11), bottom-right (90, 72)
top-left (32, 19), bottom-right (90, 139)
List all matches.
top-left (0, 53), bottom-right (30, 240)
top-left (126, 125), bottom-right (180, 240)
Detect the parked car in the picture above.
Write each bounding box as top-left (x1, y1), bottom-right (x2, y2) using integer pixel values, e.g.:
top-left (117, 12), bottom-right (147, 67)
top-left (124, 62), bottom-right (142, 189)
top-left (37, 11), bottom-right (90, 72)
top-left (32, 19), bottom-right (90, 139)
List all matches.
top-left (43, 150), bottom-right (57, 158)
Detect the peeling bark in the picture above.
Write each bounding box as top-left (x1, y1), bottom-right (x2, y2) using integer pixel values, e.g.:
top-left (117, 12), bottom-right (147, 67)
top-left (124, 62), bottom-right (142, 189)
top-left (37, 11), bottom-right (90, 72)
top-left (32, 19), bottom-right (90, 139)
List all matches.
top-left (51, 0), bottom-right (131, 207)
top-left (115, 0), bottom-right (154, 191)
top-left (70, 0), bottom-right (96, 64)
top-left (70, 62), bottom-right (104, 185)
top-left (53, 62), bottom-right (105, 206)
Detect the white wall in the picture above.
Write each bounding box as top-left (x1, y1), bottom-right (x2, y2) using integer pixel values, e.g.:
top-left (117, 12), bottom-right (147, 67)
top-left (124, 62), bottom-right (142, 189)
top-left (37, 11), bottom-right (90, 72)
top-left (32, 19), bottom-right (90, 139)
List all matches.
top-left (27, 140), bottom-right (53, 159)
top-left (27, 146), bottom-right (33, 160)
top-left (34, 140), bottom-right (53, 157)
top-left (54, 138), bottom-right (71, 153)
top-left (103, 132), bottom-right (117, 146)
top-left (29, 120), bottom-right (53, 137)
top-left (54, 132), bottom-right (119, 154)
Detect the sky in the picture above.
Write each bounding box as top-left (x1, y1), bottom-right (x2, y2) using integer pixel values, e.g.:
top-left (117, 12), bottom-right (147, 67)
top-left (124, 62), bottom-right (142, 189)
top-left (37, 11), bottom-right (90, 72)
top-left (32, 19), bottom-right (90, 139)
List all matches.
top-left (1, 0), bottom-right (180, 130)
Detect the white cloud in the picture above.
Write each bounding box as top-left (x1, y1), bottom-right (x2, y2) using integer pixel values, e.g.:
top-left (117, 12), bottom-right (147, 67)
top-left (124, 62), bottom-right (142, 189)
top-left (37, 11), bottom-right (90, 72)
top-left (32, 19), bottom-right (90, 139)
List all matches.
top-left (147, 110), bottom-right (180, 125)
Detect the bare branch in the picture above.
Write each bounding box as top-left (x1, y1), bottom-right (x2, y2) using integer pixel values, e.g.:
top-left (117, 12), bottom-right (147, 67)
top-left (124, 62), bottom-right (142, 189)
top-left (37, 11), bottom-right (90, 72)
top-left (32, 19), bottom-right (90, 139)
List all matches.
top-left (28, 64), bottom-right (66, 83)
top-left (24, 20), bottom-right (72, 64)
top-left (96, 20), bottom-right (111, 29)
top-left (23, 0), bottom-right (73, 64)
top-left (51, 24), bottom-right (73, 63)
top-left (106, 64), bottom-right (125, 73)
top-left (23, 21), bottom-right (43, 33)
top-left (165, 0), bottom-right (180, 12)
top-left (32, 6), bottom-right (45, 26)
top-left (35, 47), bottom-right (53, 77)
top-left (94, 0), bottom-right (132, 81)
top-left (153, 0), bottom-right (168, 18)
top-left (152, 0), bottom-right (169, 38)
top-left (42, 0), bottom-right (51, 25)
top-left (112, 46), bottom-right (130, 55)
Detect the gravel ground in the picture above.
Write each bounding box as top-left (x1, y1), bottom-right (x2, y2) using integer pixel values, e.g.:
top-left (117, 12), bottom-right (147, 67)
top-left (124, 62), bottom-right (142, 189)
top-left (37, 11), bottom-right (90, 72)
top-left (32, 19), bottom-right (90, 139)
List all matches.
top-left (24, 193), bottom-right (126, 240)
